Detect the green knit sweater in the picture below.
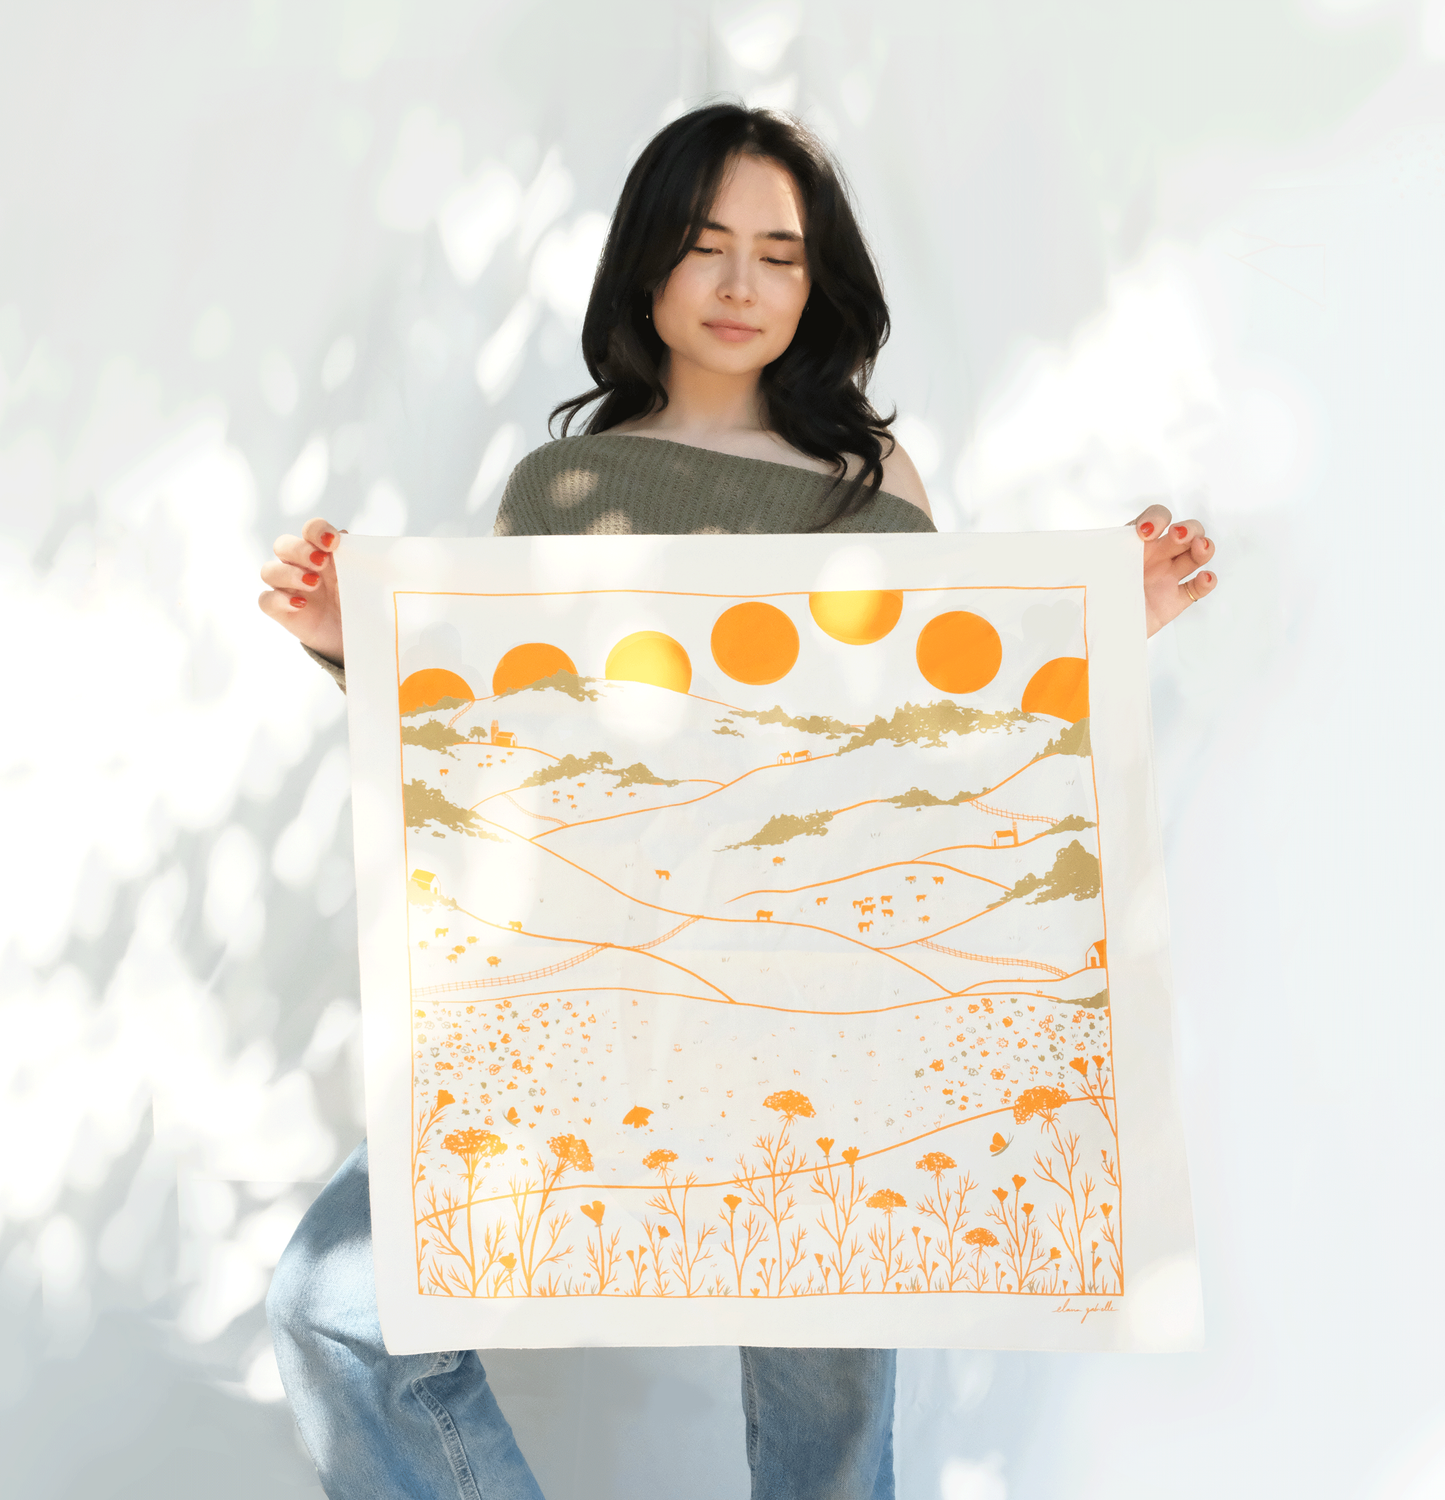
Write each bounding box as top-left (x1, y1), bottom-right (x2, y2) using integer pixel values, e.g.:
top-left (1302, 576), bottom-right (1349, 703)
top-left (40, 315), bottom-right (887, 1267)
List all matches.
top-left (305, 434), bottom-right (936, 689)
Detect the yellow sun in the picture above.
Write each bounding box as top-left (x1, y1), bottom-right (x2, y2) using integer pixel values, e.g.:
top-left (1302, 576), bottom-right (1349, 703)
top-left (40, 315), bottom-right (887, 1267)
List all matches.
top-left (493, 642), bottom-right (577, 696)
top-left (398, 668), bottom-right (473, 715)
top-left (1022, 657), bottom-right (1089, 722)
top-left (605, 631), bottom-right (692, 693)
top-left (710, 602), bottom-right (799, 685)
top-left (915, 611), bottom-right (1002, 694)
top-left (808, 590), bottom-right (903, 645)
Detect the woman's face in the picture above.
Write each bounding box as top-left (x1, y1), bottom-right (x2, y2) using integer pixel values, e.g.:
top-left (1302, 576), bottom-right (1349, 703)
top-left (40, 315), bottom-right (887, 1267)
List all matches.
top-left (651, 154), bottom-right (811, 380)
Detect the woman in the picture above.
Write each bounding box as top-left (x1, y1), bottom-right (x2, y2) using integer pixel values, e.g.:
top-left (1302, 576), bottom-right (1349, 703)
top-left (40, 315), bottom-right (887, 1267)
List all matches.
top-left (258, 104), bottom-right (1216, 1500)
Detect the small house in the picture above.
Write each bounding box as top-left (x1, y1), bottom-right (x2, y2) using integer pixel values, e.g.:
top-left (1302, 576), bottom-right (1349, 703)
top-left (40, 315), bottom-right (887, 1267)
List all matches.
top-left (1085, 939), bottom-right (1107, 969)
top-left (409, 869), bottom-right (438, 899)
top-left (489, 718), bottom-right (516, 747)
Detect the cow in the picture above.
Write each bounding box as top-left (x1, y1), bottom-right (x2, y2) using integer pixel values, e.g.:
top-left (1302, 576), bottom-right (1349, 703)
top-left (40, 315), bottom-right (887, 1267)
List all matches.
top-left (933, 875), bottom-right (945, 885)
top-left (916, 894), bottom-right (927, 902)
top-left (858, 920), bottom-right (873, 932)
top-left (487, 956), bottom-right (501, 967)
top-left (772, 856), bottom-right (785, 865)
top-left (919, 915), bottom-right (930, 923)
top-left (816, 896), bottom-right (828, 906)
top-left (880, 895), bottom-right (893, 903)
top-left (508, 920), bottom-right (523, 932)
top-left (905, 875), bottom-right (917, 884)
top-left (655, 869), bottom-right (671, 880)
top-left (756, 910), bottom-right (773, 921)
top-left (881, 908), bottom-right (893, 917)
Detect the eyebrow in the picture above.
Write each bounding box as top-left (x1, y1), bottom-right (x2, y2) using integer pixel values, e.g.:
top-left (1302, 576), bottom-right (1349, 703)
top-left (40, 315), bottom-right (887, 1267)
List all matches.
top-left (701, 218), bottom-right (804, 244)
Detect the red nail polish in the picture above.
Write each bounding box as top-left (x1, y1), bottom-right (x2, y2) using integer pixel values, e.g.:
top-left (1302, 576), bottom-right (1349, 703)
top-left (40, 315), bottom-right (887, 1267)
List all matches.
top-left (1173, 525), bottom-right (1187, 539)
top-left (302, 572), bottom-right (319, 585)
top-left (1139, 522), bottom-right (1154, 537)
top-left (319, 532), bottom-right (335, 546)
top-left (309, 550), bottom-right (327, 565)
top-left (290, 597), bottom-right (306, 607)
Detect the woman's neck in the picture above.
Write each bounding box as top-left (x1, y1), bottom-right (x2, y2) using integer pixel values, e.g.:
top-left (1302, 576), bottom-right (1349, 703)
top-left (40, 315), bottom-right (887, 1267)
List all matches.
top-left (626, 352), bottom-right (767, 443)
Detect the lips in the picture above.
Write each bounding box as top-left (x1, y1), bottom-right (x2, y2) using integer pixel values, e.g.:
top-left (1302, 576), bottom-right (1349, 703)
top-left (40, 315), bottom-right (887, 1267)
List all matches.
top-left (704, 320), bottom-right (761, 342)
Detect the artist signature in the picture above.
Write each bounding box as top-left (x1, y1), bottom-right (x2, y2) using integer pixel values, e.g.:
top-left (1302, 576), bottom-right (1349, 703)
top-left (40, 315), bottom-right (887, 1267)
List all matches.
top-left (1053, 1297), bottom-right (1116, 1324)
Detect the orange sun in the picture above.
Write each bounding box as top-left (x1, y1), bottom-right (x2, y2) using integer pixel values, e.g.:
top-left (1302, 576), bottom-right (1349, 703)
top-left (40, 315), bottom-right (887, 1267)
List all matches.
top-left (493, 642), bottom-right (577, 696)
top-left (915, 611), bottom-right (1002, 694)
top-left (605, 631), bottom-right (692, 693)
top-left (1022, 657), bottom-right (1089, 722)
top-left (711, 602), bottom-right (799, 685)
top-left (808, 590), bottom-right (903, 645)
top-left (398, 668), bottom-right (474, 715)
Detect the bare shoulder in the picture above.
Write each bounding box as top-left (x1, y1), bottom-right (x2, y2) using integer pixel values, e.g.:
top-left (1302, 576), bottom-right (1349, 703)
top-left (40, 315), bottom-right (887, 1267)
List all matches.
top-left (848, 436), bottom-right (932, 518)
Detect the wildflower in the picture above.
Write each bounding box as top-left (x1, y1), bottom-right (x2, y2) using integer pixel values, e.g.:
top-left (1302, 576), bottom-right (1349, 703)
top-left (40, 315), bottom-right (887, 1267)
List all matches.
top-left (992, 1187), bottom-right (1008, 1204)
top-left (1012, 1174), bottom-right (1027, 1190)
top-left (963, 1227), bottom-right (998, 1247)
top-left (1092, 1054), bottom-right (1105, 1069)
top-left (816, 1136), bottom-right (835, 1156)
top-left (623, 1106), bottom-right (653, 1128)
top-left (763, 1089), bottom-right (815, 1120)
top-left (442, 1128), bottom-right (507, 1163)
top-left (436, 1089), bottom-right (455, 1108)
top-left (548, 1133), bottom-right (594, 1173)
top-left (1013, 1085), bottom-right (1069, 1123)
top-left (499, 1254), bottom-right (517, 1271)
top-left (643, 1148), bottom-right (678, 1172)
top-left (1022, 1203), bottom-right (1034, 1216)
top-left (723, 1194), bottom-right (742, 1212)
top-left (1101, 1203), bottom-right (1113, 1218)
top-left (841, 1147), bottom-right (860, 1165)
top-left (1069, 1058), bottom-right (1089, 1077)
top-left (867, 1189), bottom-right (907, 1210)
top-left (581, 1201), bottom-right (605, 1225)
top-left (1049, 1247), bottom-right (1061, 1260)
top-left (916, 1151), bottom-right (956, 1175)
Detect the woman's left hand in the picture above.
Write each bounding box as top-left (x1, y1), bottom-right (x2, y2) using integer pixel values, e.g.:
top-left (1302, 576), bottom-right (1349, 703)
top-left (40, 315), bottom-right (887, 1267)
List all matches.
top-left (1133, 503), bottom-right (1217, 637)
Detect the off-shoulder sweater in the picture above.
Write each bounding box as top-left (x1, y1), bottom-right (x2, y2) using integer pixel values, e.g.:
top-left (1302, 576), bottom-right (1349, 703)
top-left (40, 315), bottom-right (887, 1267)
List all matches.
top-left (303, 433), bottom-right (936, 690)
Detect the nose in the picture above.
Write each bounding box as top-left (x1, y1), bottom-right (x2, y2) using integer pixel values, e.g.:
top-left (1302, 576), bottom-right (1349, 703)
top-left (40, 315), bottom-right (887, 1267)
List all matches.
top-left (717, 249), bottom-right (757, 306)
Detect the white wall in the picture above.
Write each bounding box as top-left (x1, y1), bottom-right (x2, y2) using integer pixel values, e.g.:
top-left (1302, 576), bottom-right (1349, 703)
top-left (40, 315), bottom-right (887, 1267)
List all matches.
top-left (2, 3), bottom-right (1443, 1496)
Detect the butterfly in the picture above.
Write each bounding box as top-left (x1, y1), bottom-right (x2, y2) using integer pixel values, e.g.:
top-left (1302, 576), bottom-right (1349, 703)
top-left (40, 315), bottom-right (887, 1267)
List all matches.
top-left (989, 1132), bottom-right (1013, 1156)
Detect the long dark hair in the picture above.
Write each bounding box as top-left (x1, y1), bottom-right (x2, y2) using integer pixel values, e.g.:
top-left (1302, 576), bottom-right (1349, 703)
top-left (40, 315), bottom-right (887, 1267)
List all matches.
top-left (549, 103), bottom-right (896, 525)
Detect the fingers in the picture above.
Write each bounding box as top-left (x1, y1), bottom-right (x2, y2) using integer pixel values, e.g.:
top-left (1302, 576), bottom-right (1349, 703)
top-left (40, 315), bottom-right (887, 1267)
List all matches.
top-left (260, 556), bottom-right (323, 592)
top-left (1132, 503), bottom-right (1171, 541)
top-left (258, 586), bottom-right (311, 633)
top-left (301, 518), bottom-right (342, 552)
top-left (1169, 526), bottom-right (1216, 577)
top-left (1179, 570), bottom-right (1218, 609)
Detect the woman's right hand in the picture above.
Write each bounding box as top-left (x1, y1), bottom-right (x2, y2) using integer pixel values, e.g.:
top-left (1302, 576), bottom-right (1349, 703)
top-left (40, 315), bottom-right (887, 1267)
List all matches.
top-left (258, 517), bottom-right (344, 664)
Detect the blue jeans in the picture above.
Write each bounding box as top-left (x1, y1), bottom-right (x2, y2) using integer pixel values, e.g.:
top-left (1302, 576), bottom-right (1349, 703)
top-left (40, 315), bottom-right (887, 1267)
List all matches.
top-left (268, 1141), bottom-right (895, 1499)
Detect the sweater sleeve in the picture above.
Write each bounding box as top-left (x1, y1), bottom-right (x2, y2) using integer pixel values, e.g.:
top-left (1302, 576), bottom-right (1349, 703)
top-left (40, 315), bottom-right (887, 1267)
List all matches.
top-left (493, 449), bottom-right (553, 537)
top-left (303, 643), bottom-right (347, 693)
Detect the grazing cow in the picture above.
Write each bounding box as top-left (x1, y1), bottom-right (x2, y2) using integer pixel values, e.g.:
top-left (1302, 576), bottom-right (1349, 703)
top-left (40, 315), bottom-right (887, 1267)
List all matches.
top-left (772, 856), bottom-right (785, 865)
top-left (435, 928), bottom-right (449, 936)
top-left (756, 909), bottom-right (773, 920)
top-left (858, 920), bottom-right (873, 932)
top-left (881, 908), bottom-right (893, 917)
top-left (655, 869), bottom-right (671, 880)
top-left (860, 902), bottom-right (875, 915)
top-left (916, 894), bottom-right (927, 902)
top-left (905, 875), bottom-right (917, 884)
top-left (933, 875), bottom-right (945, 885)
top-left (881, 895), bottom-right (893, 903)
top-left (487, 956), bottom-right (501, 967)
top-left (919, 915), bottom-right (930, 923)
top-left (816, 896), bottom-right (828, 906)
top-left (508, 920), bottom-right (523, 932)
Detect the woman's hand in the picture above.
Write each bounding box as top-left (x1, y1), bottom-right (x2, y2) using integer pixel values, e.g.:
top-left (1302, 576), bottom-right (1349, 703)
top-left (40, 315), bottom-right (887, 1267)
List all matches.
top-left (258, 517), bottom-right (344, 664)
top-left (1133, 503), bottom-right (1217, 638)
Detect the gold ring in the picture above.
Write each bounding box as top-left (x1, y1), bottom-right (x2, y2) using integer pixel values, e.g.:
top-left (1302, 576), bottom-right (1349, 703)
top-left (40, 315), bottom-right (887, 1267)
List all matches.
top-left (1183, 580), bottom-right (1199, 603)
